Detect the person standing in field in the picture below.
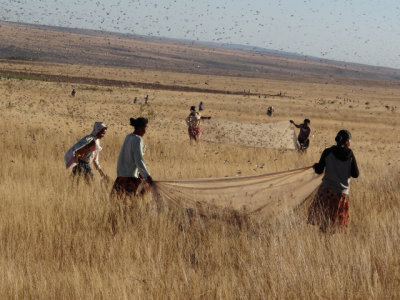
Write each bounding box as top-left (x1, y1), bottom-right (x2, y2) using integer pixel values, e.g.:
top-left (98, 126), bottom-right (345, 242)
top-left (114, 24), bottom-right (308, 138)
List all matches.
top-left (267, 106), bottom-right (274, 116)
top-left (198, 101), bottom-right (204, 111)
top-left (111, 117), bottom-right (153, 197)
top-left (308, 130), bottom-right (359, 233)
top-left (290, 119), bottom-right (311, 151)
top-left (186, 106), bottom-right (211, 143)
top-left (64, 122), bottom-right (108, 181)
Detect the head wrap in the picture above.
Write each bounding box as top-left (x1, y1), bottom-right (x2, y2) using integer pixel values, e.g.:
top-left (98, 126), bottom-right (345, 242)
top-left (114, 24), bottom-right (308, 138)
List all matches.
top-left (91, 122), bottom-right (107, 136)
top-left (335, 129), bottom-right (351, 146)
top-left (130, 117), bottom-right (148, 128)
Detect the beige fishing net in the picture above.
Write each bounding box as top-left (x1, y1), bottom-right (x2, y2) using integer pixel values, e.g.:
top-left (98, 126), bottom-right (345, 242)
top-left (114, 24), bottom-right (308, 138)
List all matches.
top-left (153, 167), bottom-right (322, 218)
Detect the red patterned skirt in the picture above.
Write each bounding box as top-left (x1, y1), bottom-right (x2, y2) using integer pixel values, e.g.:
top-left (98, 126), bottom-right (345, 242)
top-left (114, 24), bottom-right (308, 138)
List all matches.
top-left (111, 177), bottom-right (149, 198)
top-left (307, 185), bottom-right (350, 232)
top-left (188, 126), bottom-right (201, 140)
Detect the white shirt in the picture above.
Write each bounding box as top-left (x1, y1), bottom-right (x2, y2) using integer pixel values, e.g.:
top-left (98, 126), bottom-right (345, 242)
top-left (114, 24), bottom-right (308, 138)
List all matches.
top-left (116, 134), bottom-right (150, 178)
top-left (65, 135), bottom-right (102, 170)
top-left (186, 111), bottom-right (201, 128)
top-left (80, 139), bottom-right (102, 169)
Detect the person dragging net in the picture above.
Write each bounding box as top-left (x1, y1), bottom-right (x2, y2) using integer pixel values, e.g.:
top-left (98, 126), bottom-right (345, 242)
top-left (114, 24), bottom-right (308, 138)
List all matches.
top-left (290, 118), bottom-right (311, 151)
top-left (64, 122), bottom-right (108, 182)
top-left (186, 105), bottom-right (211, 143)
top-left (111, 117), bottom-right (153, 198)
top-left (307, 129), bottom-right (359, 233)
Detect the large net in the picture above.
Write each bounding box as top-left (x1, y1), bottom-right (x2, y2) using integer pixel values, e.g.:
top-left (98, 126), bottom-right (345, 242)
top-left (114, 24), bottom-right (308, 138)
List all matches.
top-left (152, 167), bottom-right (321, 218)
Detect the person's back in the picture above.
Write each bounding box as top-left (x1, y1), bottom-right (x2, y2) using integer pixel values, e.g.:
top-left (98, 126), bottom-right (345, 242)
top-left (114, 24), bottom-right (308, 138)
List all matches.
top-left (298, 124), bottom-right (310, 141)
top-left (117, 134), bottom-right (149, 178)
top-left (185, 105), bottom-right (211, 143)
top-left (309, 129), bottom-right (359, 232)
top-left (317, 145), bottom-right (357, 194)
top-left (111, 117), bottom-right (152, 198)
top-left (186, 111), bottom-right (201, 129)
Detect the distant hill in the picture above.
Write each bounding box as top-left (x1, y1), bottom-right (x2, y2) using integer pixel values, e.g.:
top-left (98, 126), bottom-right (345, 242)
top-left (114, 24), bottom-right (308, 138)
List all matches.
top-left (1, 21), bottom-right (400, 84)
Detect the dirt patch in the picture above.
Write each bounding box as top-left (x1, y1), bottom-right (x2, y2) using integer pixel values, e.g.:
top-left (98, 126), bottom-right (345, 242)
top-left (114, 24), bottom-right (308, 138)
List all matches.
top-left (202, 119), bottom-right (296, 149)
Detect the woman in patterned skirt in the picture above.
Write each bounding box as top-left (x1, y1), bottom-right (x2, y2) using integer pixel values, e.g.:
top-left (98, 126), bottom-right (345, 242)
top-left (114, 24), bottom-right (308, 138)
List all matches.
top-left (186, 106), bottom-right (211, 143)
top-left (308, 130), bottom-right (359, 232)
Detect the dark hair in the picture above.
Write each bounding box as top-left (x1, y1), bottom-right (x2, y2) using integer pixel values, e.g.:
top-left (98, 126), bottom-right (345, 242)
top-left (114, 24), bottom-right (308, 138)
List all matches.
top-left (335, 129), bottom-right (351, 146)
top-left (190, 106), bottom-right (196, 111)
top-left (304, 119), bottom-right (310, 124)
top-left (130, 117), bottom-right (148, 128)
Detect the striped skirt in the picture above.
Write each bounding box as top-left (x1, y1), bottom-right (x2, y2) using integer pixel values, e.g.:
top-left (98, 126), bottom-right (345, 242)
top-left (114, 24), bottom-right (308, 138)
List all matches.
top-left (307, 185), bottom-right (349, 232)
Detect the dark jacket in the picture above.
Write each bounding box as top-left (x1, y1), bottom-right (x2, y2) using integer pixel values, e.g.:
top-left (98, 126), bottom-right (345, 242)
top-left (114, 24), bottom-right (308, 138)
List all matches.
top-left (313, 145), bottom-right (359, 194)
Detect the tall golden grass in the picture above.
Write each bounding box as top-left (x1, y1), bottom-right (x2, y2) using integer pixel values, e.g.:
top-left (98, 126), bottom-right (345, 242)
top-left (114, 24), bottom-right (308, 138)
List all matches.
top-left (0, 63), bottom-right (399, 299)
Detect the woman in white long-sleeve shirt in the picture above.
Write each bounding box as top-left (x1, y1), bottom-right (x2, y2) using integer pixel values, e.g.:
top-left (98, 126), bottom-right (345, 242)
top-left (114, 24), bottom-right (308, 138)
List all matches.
top-left (111, 117), bottom-right (153, 197)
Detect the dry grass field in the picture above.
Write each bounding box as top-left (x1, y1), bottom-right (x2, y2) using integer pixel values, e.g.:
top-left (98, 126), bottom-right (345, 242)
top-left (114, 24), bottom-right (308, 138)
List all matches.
top-left (0, 59), bottom-right (399, 299)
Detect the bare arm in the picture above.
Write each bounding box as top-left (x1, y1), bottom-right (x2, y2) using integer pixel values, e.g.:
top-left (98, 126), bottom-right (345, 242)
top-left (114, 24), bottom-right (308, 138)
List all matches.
top-left (289, 120), bottom-right (300, 128)
top-left (93, 152), bottom-right (101, 170)
top-left (93, 150), bottom-right (109, 179)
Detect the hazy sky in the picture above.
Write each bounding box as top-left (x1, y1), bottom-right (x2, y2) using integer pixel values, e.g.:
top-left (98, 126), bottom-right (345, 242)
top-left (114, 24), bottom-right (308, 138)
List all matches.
top-left (1, 0), bottom-right (400, 68)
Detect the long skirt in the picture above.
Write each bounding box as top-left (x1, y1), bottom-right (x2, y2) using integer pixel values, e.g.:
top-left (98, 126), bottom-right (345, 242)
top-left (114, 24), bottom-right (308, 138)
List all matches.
top-left (188, 126), bottom-right (201, 140)
top-left (307, 185), bottom-right (349, 232)
top-left (111, 177), bottom-right (149, 198)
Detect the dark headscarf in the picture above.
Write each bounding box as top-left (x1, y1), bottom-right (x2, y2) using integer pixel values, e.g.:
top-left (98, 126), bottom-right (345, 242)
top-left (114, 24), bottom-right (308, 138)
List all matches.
top-left (335, 129), bottom-right (351, 146)
top-left (130, 117), bottom-right (148, 128)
